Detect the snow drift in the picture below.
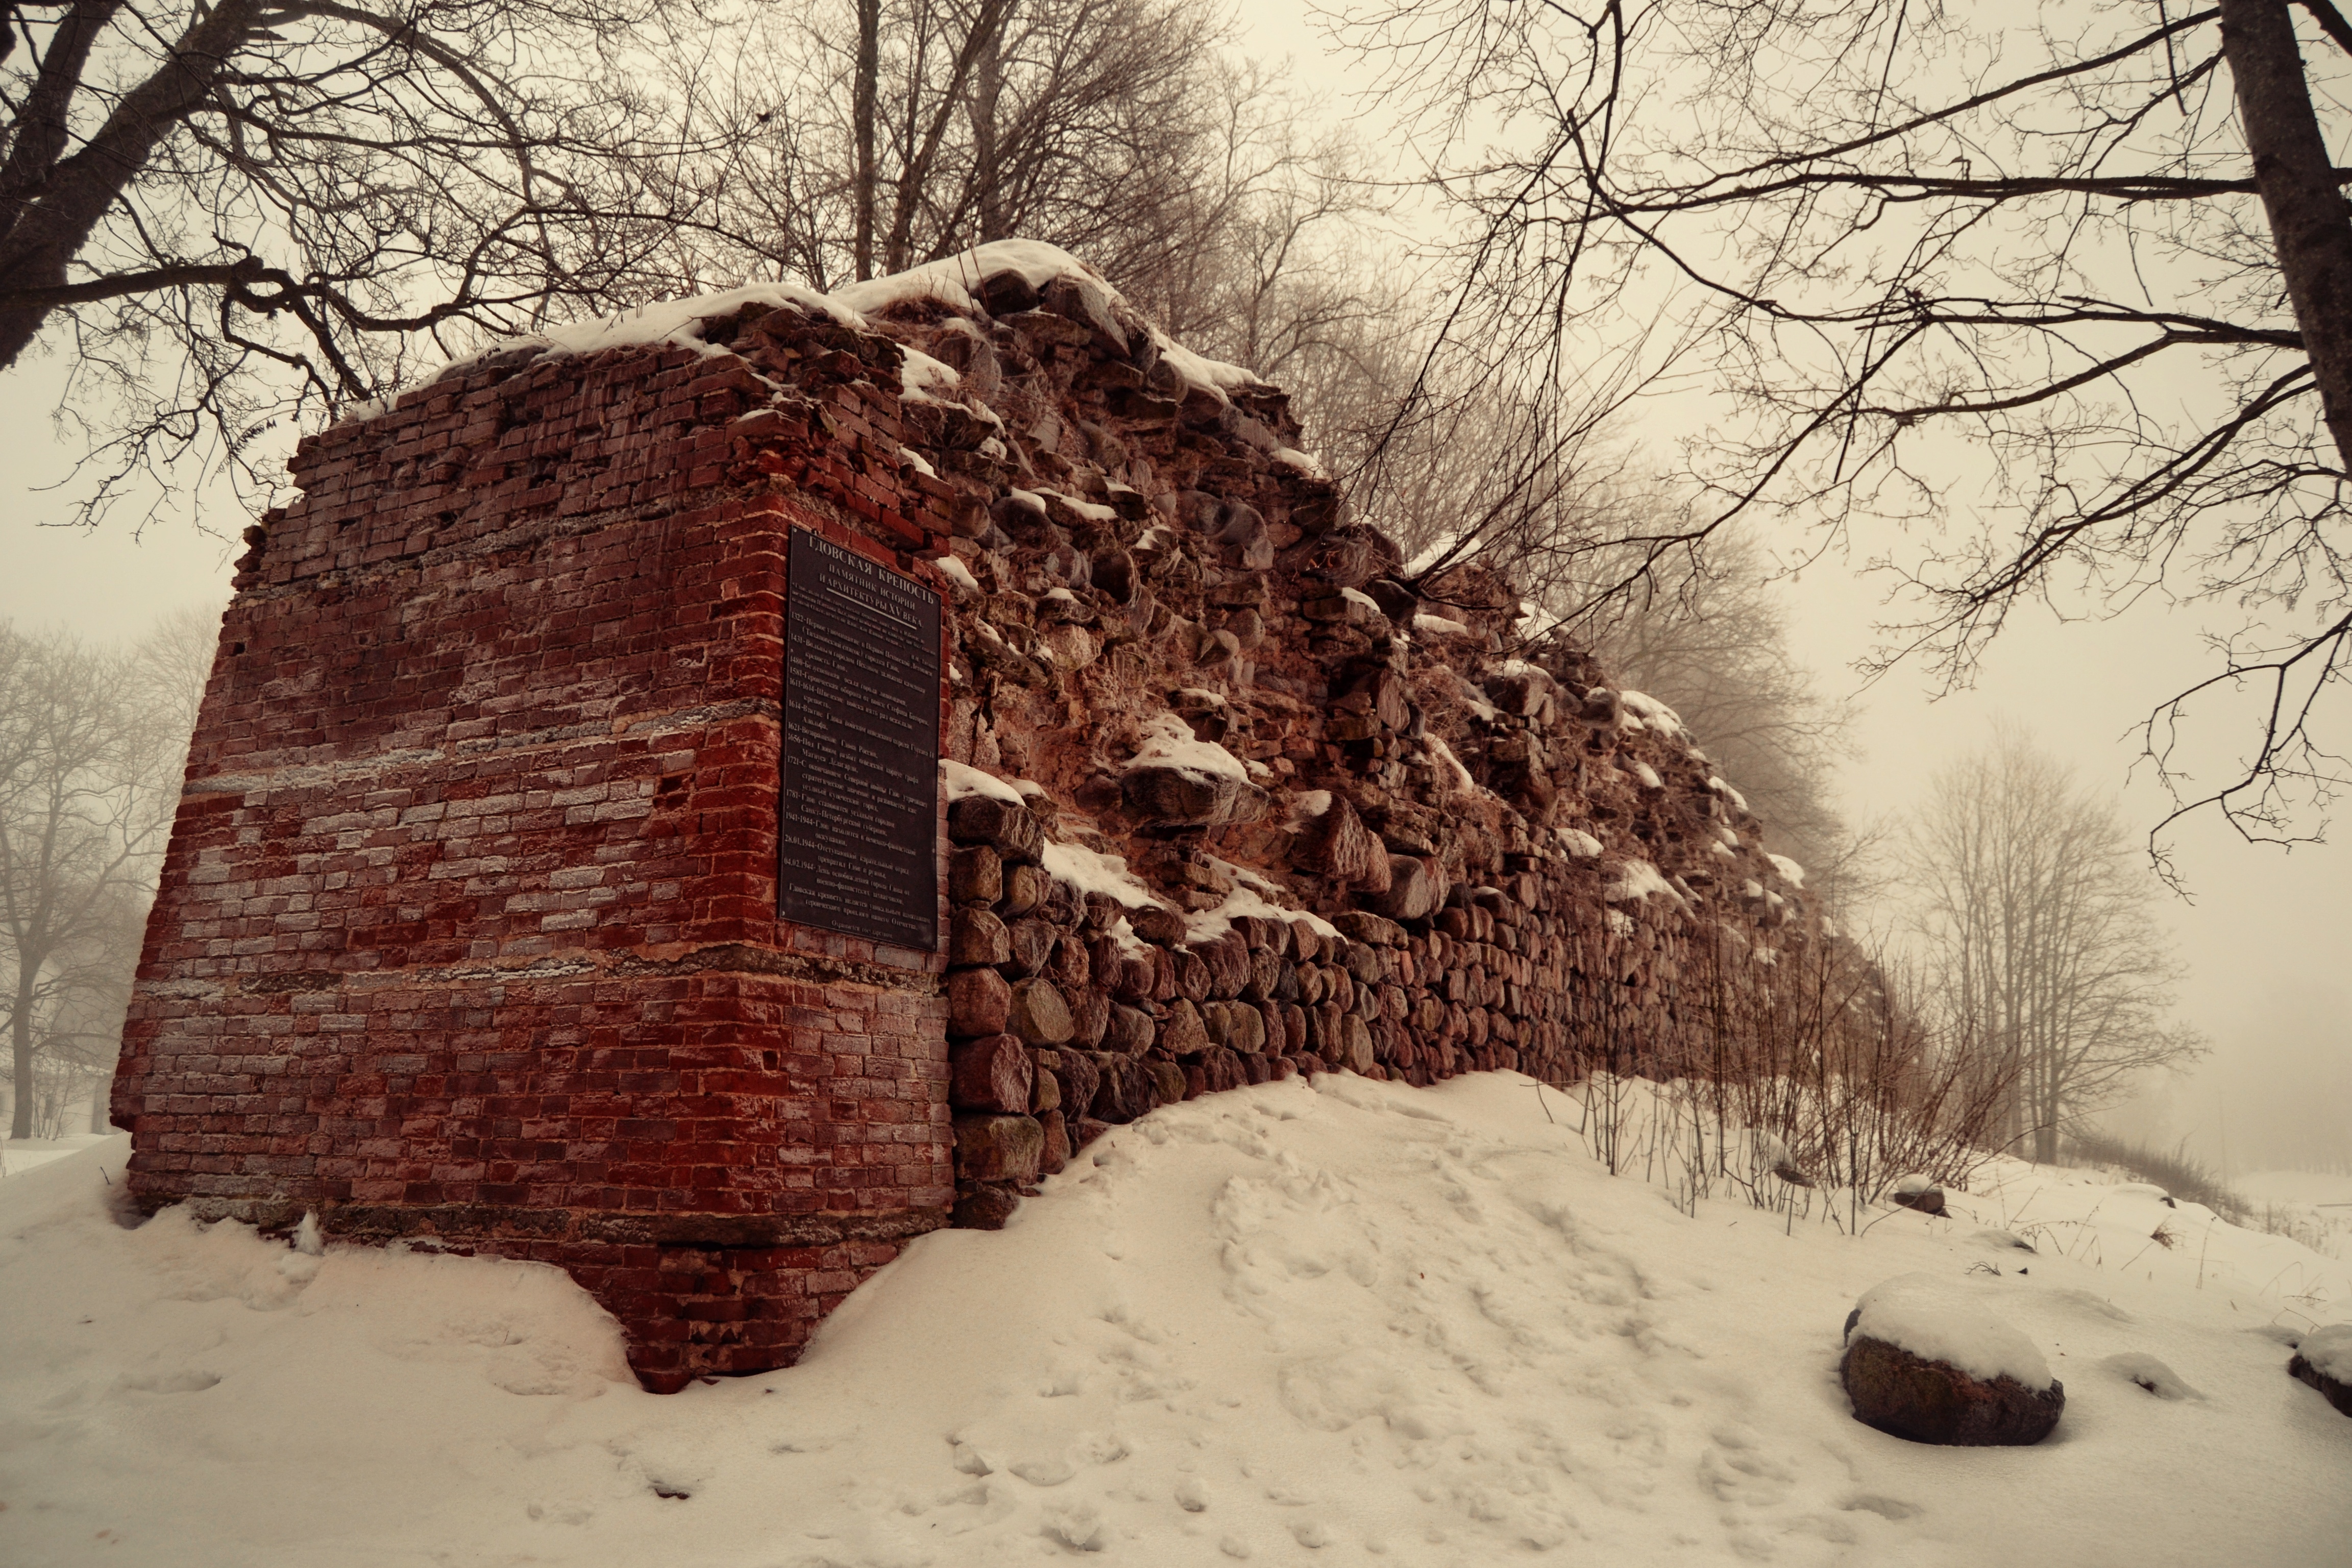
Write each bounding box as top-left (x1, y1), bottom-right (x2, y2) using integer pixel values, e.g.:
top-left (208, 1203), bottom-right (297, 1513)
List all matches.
top-left (6, 1074), bottom-right (2350, 1566)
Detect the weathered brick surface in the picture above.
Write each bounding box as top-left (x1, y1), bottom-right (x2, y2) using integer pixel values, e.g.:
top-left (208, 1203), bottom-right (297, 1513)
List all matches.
top-left (115, 336), bottom-right (959, 1390)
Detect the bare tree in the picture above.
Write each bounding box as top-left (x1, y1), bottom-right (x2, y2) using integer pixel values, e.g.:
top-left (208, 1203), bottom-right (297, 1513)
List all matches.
top-left (0, 624), bottom-right (182, 1139)
top-left (753, 0), bottom-right (1314, 305)
top-left (1348, 0), bottom-right (2352, 860)
top-left (1565, 523), bottom-right (1858, 885)
top-left (1906, 730), bottom-right (2202, 1163)
top-left (0, 1), bottom-right (769, 526)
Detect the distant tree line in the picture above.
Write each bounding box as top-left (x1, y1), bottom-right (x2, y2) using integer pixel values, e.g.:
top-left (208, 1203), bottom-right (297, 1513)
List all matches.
top-left (0, 613), bottom-right (207, 1140)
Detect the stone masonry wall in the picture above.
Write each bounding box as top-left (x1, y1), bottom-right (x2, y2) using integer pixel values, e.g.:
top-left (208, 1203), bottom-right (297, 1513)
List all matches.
top-left (114, 242), bottom-right (1820, 1387)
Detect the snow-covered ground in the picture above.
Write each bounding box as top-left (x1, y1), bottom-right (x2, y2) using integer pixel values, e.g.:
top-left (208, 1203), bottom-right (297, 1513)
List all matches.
top-left (2239, 1168), bottom-right (2352, 1209)
top-left (0, 1132), bottom-right (111, 1178)
top-left (2237, 1168), bottom-right (2352, 1264)
top-left (4, 1075), bottom-right (2347, 1566)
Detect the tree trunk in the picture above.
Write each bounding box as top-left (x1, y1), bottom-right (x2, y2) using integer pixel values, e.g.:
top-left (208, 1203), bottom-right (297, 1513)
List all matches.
top-left (973, 2), bottom-right (1010, 242)
top-left (2220, 0), bottom-right (2352, 468)
top-left (0, 2), bottom-right (125, 250)
top-left (0, 0), bottom-right (264, 372)
top-left (10, 977), bottom-right (33, 1140)
top-left (884, 0), bottom-right (1013, 272)
top-left (853, 0), bottom-right (882, 281)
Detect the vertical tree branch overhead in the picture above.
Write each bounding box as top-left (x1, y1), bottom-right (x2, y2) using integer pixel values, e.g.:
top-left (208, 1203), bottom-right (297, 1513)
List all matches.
top-left (854, 0), bottom-right (884, 279)
top-left (2220, 0), bottom-right (2352, 465)
top-left (883, 0), bottom-right (1013, 272)
top-left (1351, 0), bottom-right (2352, 853)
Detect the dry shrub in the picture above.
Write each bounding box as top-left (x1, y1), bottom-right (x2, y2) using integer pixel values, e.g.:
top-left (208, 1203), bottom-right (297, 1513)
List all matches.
top-left (1559, 924), bottom-right (2018, 1231)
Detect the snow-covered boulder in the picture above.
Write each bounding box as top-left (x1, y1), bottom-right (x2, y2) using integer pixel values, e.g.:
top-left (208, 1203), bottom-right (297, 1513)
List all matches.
top-left (2289, 1323), bottom-right (2352, 1417)
top-left (1889, 1173), bottom-right (1947, 1216)
top-left (1840, 1275), bottom-right (2065, 1446)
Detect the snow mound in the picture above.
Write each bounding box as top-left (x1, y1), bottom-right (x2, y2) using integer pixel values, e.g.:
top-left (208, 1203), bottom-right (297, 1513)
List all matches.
top-left (1123, 712), bottom-right (1249, 783)
top-left (1849, 1273), bottom-right (2053, 1387)
top-left (10, 1087), bottom-right (2352, 1564)
top-left (1039, 839), bottom-right (1157, 909)
top-left (1604, 857), bottom-right (1682, 904)
top-left (2101, 1351), bottom-right (2202, 1400)
top-left (1555, 825), bottom-right (1604, 858)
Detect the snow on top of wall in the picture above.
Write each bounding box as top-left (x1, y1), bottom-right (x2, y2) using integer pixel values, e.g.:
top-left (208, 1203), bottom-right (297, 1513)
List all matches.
top-left (1413, 612), bottom-right (1472, 639)
top-left (372, 237), bottom-right (1266, 426)
top-left (1618, 689), bottom-right (1683, 737)
top-left (1767, 853), bottom-right (1806, 889)
top-left (1340, 586), bottom-right (1382, 615)
top-left (825, 238), bottom-right (1261, 407)
top-left (1605, 859), bottom-right (1682, 904)
top-left (1123, 713), bottom-right (1249, 783)
top-left (1556, 826), bottom-right (1604, 859)
top-left (1192, 859), bottom-right (1341, 942)
top-left (941, 760), bottom-right (1023, 804)
top-left (1631, 761), bottom-right (1663, 790)
top-left (1849, 1274), bottom-right (2054, 1388)
top-left (466, 282), bottom-right (863, 378)
top-left (1709, 775), bottom-right (1750, 814)
top-left (1039, 839), bottom-right (1158, 909)
top-left (935, 555), bottom-right (980, 593)
top-left (1425, 735), bottom-right (1479, 795)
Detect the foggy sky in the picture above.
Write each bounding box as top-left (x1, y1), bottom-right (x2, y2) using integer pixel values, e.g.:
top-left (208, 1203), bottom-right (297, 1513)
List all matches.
top-left (3, 4), bottom-right (2341, 1176)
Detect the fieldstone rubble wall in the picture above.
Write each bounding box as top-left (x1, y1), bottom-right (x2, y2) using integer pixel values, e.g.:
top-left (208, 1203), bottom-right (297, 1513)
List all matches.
top-left (112, 242), bottom-right (1816, 1387)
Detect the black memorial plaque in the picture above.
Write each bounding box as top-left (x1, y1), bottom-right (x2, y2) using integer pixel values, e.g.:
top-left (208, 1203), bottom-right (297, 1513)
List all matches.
top-left (779, 529), bottom-right (943, 949)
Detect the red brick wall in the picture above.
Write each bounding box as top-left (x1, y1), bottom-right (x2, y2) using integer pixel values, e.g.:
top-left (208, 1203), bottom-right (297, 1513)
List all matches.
top-left (114, 337), bottom-right (960, 1389)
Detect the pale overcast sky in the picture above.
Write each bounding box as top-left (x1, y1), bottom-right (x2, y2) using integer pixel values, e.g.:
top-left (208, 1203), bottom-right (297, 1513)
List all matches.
top-left (3, 3), bottom-right (2340, 1171)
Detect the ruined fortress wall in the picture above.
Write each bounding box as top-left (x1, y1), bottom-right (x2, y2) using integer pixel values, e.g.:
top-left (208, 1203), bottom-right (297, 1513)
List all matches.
top-left (113, 246), bottom-right (1818, 1388)
top-left (112, 340), bottom-right (967, 1389)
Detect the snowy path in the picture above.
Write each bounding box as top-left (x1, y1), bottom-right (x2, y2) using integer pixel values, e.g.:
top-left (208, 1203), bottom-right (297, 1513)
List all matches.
top-left (3, 1075), bottom-right (2347, 1565)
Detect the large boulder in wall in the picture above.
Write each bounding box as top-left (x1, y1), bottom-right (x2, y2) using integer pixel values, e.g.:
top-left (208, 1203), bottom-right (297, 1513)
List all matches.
top-left (1287, 792), bottom-right (1389, 892)
top-left (1840, 1276), bottom-right (2064, 1446)
top-left (1122, 713), bottom-right (1269, 828)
